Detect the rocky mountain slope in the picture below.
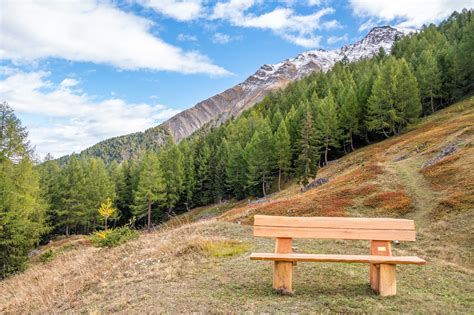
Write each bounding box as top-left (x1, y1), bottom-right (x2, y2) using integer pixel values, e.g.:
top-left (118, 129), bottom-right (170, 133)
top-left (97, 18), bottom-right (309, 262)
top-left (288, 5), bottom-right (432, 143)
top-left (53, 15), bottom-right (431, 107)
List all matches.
top-left (75, 26), bottom-right (404, 162)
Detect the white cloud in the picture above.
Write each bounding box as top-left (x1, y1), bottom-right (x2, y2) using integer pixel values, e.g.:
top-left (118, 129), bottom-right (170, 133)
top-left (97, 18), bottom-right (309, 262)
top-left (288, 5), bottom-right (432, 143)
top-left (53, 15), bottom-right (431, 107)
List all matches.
top-left (0, 0), bottom-right (229, 76)
top-left (307, 0), bottom-right (322, 6)
top-left (212, 33), bottom-right (232, 44)
top-left (327, 33), bottom-right (349, 45)
top-left (177, 33), bottom-right (198, 42)
top-left (211, 1), bottom-right (337, 48)
top-left (350, 0), bottom-right (473, 29)
top-left (137, 0), bottom-right (204, 21)
top-left (0, 71), bottom-right (181, 158)
top-left (59, 78), bottom-right (80, 88)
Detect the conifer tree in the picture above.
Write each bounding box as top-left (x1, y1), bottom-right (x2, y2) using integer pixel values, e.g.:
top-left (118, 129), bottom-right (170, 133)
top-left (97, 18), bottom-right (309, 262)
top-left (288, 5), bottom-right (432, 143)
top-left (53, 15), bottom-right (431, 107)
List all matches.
top-left (417, 50), bottom-right (442, 113)
top-left (0, 102), bottom-right (47, 277)
top-left (159, 137), bottom-right (184, 216)
top-left (132, 152), bottom-right (165, 231)
top-left (315, 93), bottom-right (341, 165)
top-left (180, 140), bottom-right (196, 211)
top-left (225, 140), bottom-right (247, 199)
top-left (274, 120), bottom-right (291, 191)
top-left (245, 118), bottom-right (274, 196)
top-left (339, 84), bottom-right (360, 152)
top-left (295, 104), bottom-right (320, 186)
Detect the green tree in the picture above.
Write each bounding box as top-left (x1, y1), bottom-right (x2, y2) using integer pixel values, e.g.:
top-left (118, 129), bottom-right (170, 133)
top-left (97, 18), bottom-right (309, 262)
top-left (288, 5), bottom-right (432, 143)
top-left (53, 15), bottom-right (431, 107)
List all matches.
top-left (417, 50), bottom-right (442, 113)
top-left (274, 120), bottom-right (292, 191)
top-left (339, 83), bottom-right (360, 152)
top-left (132, 152), bottom-right (165, 231)
top-left (0, 102), bottom-right (47, 277)
top-left (159, 137), bottom-right (184, 216)
top-left (315, 93), bottom-right (341, 165)
top-left (245, 118), bottom-right (274, 196)
top-left (295, 104), bottom-right (320, 186)
top-left (180, 140), bottom-right (196, 211)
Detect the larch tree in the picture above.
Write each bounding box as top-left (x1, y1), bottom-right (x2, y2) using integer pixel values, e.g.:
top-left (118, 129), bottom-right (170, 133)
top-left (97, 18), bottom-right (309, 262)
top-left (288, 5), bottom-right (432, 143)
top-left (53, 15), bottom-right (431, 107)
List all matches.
top-left (274, 120), bottom-right (292, 191)
top-left (159, 137), bottom-right (184, 216)
top-left (315, 93), bottom-right (341, 165)
top-left (0, 102), bottom-right (47, 278)
top-left (295, 104), bottom-right (320, 186)
top-left (245, 118), bottom-right (274, 196)
top-left (132, 152), bottom-right (165, 231)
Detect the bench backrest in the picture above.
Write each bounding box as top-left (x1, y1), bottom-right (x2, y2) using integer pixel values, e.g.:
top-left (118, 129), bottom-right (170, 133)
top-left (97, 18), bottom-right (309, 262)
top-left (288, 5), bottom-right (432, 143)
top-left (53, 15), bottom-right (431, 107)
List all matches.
top-left (253, 215), bottom-right (416, 241)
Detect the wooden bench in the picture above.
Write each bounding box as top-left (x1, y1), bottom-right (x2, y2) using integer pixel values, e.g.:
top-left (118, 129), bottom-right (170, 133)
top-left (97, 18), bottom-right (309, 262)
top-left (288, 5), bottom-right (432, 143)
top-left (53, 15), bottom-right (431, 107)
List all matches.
top-left (250, 215), bottom-right (426, 296)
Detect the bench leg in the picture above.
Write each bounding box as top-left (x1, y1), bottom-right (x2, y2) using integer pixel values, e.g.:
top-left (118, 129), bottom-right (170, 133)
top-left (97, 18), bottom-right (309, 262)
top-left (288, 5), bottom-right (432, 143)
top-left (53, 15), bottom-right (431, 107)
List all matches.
top-left (273, 261), bottom-right (293, 294)
top-left (378, 264), bottom-right (396, 296)
top-left (370, 264), bottom-right (379, 292)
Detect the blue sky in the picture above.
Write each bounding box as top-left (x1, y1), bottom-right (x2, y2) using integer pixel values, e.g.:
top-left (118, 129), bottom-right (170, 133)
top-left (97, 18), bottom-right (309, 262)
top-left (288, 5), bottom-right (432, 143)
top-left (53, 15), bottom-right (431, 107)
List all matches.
top-left (1, 0), bottom-right (471, 158)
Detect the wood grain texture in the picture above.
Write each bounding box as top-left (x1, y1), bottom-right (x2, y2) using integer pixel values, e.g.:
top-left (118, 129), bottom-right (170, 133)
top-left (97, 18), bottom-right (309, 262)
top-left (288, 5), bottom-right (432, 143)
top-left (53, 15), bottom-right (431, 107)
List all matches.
top-left (250, 253), bottom-right (426, 265)
top-left (254, 215), bottom-right (415, 230)
top-left (253, 226), bottom-right (416, 241)
top-left (275, 238), bottom-right (292, 254)
top-left (273, 261), bottom-right (293, 292)
top-left (379, 264), bottom-right (397, 296)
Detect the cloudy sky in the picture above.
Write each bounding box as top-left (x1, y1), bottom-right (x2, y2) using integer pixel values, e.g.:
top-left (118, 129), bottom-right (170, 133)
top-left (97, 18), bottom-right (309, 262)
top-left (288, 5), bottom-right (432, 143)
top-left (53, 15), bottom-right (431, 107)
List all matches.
top-left (1, 0), bottom-right (472, 158)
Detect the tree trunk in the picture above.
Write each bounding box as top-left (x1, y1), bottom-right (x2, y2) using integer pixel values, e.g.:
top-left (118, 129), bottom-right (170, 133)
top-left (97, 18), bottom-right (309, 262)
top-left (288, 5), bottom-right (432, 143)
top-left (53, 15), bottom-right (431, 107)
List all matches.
top-left (147, 203), bottom-right (152, 232)
top-left (350, 132), bottom-right (355, 152)
top-left (365, 133), bottom-right (371, 144)
top-left (382, 128), bottom-right (390, 138)
top-left (262, 180), bottom-right (266, 197)
top-left (431, 95), bottom-right (435, 113)
top-left (324, 143), bottom-right (329, 166)
top-left (105, 217), bottom-right (108, 230)
top-left (278, 168), bottom-right (282, 192)
top-left (65, 224), bottom-right (69, 237)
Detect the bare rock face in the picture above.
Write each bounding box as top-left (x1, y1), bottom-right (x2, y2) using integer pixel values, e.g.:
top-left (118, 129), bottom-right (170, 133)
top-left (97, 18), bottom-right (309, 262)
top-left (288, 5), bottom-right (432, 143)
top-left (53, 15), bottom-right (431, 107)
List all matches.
top-left (161, 26), bottom-right (404, 143)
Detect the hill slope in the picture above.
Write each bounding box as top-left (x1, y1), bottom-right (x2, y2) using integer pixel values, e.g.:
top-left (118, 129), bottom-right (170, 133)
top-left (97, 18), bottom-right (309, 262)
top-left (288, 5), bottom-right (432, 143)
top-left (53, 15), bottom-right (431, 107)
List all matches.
top-left (73, 26), bottom-right (403, 163)
top-left (1, 97), bottom-right (473, 313)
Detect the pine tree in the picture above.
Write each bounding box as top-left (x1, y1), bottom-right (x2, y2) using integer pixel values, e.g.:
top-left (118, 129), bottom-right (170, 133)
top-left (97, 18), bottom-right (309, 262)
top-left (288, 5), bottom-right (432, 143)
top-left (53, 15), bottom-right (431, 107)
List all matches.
top-left (225, 140), bottom-right (247, 199)
top-left (180, 140), bottom-right (196, 211)
top-left (339, 82), bottom-right (360, 152)
top-left (159, 137), bottom-right (184, 216)
top-left (274, 120), bottom-right (291, 191)
top-left (245, 118), bottom-right (274, 196)
top-left (315, 93), bottom-right (341, 165)
top-left (417, 50), bottom-right (442, 113)
top-left (194, 138), bottom-right (212, 205)
top-left (0, 102), bottom-right (47, 277)
top-left (132, 152), bottom-right (165, 231)
top-left (295, 104), bottom-right (320, 186)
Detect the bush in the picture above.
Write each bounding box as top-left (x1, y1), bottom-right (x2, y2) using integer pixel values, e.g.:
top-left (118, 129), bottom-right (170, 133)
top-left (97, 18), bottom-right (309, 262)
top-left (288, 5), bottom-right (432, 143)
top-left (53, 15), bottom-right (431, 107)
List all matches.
top-left (90, 226), bottom-right (139, 248)
top-left (39, 249), bottom-right (55, 263)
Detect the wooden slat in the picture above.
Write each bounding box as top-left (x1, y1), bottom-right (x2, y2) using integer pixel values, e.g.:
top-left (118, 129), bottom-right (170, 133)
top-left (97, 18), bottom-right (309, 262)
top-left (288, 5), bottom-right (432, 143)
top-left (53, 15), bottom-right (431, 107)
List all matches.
top-left (250, 253), bottom-right (426, 265)
top-left (254, 226), bottom-right (416, 241)
top-left (254, 215), bottom-right (415, 230)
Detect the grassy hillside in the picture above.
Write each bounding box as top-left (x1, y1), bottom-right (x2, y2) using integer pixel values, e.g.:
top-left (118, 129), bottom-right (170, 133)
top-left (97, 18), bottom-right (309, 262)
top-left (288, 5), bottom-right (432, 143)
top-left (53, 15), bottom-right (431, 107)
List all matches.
top-left (1, 97), bottom-right (473, 313)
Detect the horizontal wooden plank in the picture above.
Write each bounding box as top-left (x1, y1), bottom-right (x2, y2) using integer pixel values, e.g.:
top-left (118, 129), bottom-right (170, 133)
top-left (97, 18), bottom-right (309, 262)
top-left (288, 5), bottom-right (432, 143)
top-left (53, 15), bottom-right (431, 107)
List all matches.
top-left (254, 215), bottom-right (415, 231)
top-left (250, 253), bottom-right (426, 265)
top-left (253, 226), bottom-right (416, 241)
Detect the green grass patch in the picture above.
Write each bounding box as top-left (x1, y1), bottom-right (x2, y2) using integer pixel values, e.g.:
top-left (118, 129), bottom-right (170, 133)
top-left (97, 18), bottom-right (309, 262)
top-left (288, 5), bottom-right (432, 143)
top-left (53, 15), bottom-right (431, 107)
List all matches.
top-left (203, 240), bottom-right (251, 258)
top-left (89, 226), bottom-right (139, 248)
top-left (38, 249), bottom-right (55, 263)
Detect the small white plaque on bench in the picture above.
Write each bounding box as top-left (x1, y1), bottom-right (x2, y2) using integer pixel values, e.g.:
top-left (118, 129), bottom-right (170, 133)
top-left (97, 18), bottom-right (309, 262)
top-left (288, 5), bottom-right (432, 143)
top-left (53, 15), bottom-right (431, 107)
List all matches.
top-left (377, 246), bottom-right (387, 252)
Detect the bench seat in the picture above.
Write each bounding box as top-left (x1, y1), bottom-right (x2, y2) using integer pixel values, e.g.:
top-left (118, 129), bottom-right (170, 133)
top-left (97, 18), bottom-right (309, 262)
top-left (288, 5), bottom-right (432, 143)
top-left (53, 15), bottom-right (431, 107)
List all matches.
top-left (250, 253), bottom-right (426, 265)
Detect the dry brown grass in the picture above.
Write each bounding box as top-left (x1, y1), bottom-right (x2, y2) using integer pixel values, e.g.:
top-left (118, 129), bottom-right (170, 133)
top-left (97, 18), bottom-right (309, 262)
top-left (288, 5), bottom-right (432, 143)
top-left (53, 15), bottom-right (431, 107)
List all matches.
top-left (0, 220), bottom-right (246, 313)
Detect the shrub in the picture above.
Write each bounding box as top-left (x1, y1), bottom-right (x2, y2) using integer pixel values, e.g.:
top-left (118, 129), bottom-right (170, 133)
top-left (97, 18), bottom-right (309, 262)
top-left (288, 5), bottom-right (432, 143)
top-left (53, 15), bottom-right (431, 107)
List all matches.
top-left (90, 226), bottom-right (139, 248)
top-left (39, 249), bottom-right (55, 263)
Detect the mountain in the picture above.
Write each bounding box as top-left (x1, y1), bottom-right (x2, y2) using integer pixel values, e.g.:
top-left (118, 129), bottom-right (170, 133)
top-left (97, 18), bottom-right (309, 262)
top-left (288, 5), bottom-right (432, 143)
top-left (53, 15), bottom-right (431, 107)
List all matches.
top-left (75, 26), bottom-right (404, 163)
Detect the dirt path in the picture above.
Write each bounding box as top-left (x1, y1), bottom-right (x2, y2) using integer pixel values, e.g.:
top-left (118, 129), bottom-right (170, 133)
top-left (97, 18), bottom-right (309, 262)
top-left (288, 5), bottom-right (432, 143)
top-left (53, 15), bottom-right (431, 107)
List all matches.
top-left (386, 159), bottom-right (439, 227)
